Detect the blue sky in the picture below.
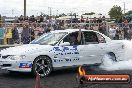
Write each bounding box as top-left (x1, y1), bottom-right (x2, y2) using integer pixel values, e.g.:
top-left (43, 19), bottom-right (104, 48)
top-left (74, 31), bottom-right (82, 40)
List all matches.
top-left (0, 0), bottom-right (132, 17)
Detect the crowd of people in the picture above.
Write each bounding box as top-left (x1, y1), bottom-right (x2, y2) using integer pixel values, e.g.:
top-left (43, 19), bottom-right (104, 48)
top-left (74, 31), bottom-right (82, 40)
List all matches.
top-left (0, 15), bottom-right (66, 45)
top-left (109, 18), bottom-right (132, 40)
top-left (0, 14), bottom-right (132, 45)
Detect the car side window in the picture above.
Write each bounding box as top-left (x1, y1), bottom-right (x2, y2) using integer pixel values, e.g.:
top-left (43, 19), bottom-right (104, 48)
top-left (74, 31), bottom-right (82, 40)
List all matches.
top-left (96, 33), bottom-right (106, 43)
top-left (83, 31), bottom-right (99, 44)
top-left (63, 32), bottom-right (83, 45)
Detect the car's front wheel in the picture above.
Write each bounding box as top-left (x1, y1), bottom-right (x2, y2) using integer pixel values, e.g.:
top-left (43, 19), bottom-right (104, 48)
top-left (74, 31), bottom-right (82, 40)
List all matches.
top-left (32, 56), bottom-right (53, 77)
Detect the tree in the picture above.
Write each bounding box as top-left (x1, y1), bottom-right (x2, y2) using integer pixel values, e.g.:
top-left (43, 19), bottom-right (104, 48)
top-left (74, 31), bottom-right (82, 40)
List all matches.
top-left (125, 10), bottom-right (132, 16)
top-left (58, 13), bottom-right (67, 17)
top-left (108, 5), bottom-right (123, 20)
top-left (83, 12), bottom-right (95, 15)
top-left (0, 14), bottom-right (2, 27)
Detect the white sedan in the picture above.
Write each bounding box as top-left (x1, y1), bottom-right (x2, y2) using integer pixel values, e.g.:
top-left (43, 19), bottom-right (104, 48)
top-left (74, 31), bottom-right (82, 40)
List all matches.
top-left (0, 29), bottom-right (132, 76)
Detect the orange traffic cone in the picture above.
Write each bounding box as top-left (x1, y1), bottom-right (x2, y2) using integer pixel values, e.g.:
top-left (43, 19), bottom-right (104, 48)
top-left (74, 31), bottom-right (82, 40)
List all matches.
top-left (35, 73), bottom-right (41, 88)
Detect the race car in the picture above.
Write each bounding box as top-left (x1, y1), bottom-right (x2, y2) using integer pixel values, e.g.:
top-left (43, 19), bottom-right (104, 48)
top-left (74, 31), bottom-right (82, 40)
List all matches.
top-left (0, 29), bottom-right (132, 77)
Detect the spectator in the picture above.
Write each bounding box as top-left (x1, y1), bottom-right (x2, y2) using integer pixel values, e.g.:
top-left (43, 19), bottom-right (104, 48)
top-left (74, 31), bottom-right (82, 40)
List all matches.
top-left (38, 25), bottom-right (44, 36)
top-left (30, 28), bottom-right (35, 41)
top-left (97, 16), bottom-right (102, 23)
top-left (101, 23), bottom-right (107, 35)
top-left (45, 24), bottom-right (52, 33)
top-left (0, 25), bottom-right (5, 45)
top-left (93, 17), bottom-right (97, 23)
top-left (5, 25), bottom-right (12, 44)
top-left (86, 17), bottom-right (89, 23)
top-left (36, 16), bottom-right (40, 23)
top-left (127, 30), bottom-right (132, 40)
top-left (102, 16), bottom-right (106, 22)
top-left (98, 24), bottom-right (103, 33)
top-left (29, 15), bottom-right (36, 23)
top-left (80, 15), bottom-right (84, 23)
top-left (28, 25), bottom-right (35, 41)
top-left (129, 20), bottom-right (132, 29)
top-left (89, 26), bottom-right (94, 30)
top-left (115, 27), bottom-right (121, 40)
top-left (17, 24), bottom-right (23, 44)
top-left (24, 16), bottom-right (29, 21)
top-left (18, 15), bottom-right (24, 23)
top-left (12, 24), bottom-right (19, 44)
top-left (109, 25), bottom-right (116, 40)
top-left (34, 24), bottom-right (42, 38)
top-left (21, 24), bottom-right (30, 44)
top-left (39, 15), bottom-right (44, 23)
top-left (123, 23), bottom-right (129, 39)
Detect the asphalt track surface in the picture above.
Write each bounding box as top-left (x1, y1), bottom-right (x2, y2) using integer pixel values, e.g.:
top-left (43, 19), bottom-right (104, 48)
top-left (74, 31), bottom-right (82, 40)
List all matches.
top-left (0, 65), bottom-right (132, 88)
top-left (0, 48), bottom-right (132, 88)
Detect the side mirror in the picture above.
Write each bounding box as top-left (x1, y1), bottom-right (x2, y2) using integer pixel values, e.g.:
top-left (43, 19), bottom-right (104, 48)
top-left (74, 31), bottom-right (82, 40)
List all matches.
top-left (60, 42), bottom-right (70, 46)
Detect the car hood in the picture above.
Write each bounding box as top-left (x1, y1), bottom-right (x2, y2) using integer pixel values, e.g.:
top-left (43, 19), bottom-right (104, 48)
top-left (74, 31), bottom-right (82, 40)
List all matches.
top-left (0, 44), bottom-right (51, 56)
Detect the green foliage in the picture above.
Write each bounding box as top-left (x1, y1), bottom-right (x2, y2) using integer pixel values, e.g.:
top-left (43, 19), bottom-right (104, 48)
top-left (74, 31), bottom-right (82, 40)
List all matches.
top-left (58, 13), bottom-right (67, 17)
top-left (108, 5), bottom-right (123, 20)
top-left (0, 15), bottom-right (2, 27)
top-left (83, 12), bottom-right (95, 15)
top-left (125, 10), bottom-right (132, 16)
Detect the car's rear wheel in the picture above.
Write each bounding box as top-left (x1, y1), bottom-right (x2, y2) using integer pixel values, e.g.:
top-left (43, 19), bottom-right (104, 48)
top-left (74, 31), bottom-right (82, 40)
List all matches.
top-left (101, 52), bottom-right (117, 65)
top-left (32, 56), bottom-right (52, 77)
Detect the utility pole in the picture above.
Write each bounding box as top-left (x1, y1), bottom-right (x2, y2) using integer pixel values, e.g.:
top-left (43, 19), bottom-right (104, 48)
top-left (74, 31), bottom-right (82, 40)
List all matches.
top-left (50, 7), bottom-right (52, 16)
top-left (70, 11), bottom-right (73, 27)
top-left (24, 0), bottom-right (26, 17)
top-left (48, 7), bottom-right (52, 16)
top-left (56, 10), bottom-right (58, 16)
top-left (12, 9), bottom-right (14, 17)
top-left (123, 2), bottom-right (126, 14)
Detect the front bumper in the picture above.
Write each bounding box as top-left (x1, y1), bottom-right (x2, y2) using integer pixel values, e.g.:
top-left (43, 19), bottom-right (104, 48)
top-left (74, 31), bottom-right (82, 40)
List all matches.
top-left (0, 59), bottom-right (32, 72)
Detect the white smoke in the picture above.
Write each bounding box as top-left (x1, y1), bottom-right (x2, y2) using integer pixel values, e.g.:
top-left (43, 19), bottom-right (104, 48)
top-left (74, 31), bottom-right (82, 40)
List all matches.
top-left (100, 54), bottom-right (132, 71)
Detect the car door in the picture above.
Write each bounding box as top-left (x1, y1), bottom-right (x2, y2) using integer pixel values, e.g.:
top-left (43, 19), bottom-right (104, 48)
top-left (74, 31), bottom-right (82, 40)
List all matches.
top-left (82, 31), bottom-right (106, 64)
top-left (96, 32), bottom-right (108, 60)
top-left (55, 31), bottom-right (84, 66)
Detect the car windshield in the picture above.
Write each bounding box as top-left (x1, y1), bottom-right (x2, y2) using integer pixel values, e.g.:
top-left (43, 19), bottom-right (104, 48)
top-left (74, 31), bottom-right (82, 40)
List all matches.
top-left (30, 32), bottom-right (67, 45)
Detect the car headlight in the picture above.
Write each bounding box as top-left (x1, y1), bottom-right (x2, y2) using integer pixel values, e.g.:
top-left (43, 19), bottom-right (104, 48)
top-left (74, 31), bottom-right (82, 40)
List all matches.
top-left (8, 55), bottom-right (26, 60)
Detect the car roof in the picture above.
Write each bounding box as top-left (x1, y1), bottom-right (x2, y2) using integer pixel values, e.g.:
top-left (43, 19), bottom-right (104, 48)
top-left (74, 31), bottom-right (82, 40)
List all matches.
top-left (51, 29), bottom-right (112, 42)
top-left (51, 29), bottom-right (99, 33)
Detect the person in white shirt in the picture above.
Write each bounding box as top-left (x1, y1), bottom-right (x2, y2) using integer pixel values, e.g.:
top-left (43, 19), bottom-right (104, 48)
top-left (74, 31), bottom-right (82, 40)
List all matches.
top-left (109, 25), bottom-right (116, 39)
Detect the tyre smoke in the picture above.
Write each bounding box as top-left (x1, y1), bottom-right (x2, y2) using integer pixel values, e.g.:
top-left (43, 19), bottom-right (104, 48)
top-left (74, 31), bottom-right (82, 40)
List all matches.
top-left (100, 54), bottom-right (132, 71)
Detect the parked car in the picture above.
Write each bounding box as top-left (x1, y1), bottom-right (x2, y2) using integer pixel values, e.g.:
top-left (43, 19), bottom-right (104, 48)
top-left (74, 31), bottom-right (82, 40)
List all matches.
top-left (0, 29), bottom-right (132, 77)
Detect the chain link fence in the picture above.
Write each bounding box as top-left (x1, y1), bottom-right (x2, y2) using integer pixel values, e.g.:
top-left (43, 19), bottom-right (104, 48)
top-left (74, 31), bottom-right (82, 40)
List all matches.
top-left (0, 22), bottom-right (132, 45)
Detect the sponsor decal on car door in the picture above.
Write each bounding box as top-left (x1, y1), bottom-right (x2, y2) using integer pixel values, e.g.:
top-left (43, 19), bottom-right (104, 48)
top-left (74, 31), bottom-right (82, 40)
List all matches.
top-left (49, 45), bottom-right (80, 66)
